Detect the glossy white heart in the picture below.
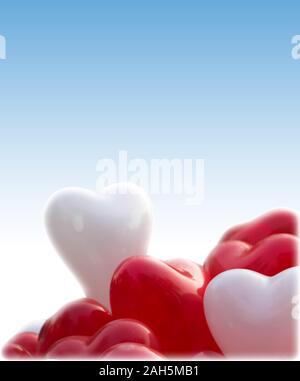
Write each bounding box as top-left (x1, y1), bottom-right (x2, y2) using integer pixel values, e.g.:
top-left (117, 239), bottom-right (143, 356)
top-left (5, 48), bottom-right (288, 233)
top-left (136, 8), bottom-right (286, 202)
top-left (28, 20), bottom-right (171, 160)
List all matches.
top-left (204, 267), bottom-right (299, 358)
top-left (45, 183), bottom-right (152, 309)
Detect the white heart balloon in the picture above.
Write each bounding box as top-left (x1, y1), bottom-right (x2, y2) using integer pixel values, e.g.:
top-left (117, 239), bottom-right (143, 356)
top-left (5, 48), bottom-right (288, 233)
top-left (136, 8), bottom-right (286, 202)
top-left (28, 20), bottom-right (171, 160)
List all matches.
top-left (204, 267), bottom-right (299, 358)
top-left (45, 183), bottom-right (152, 309)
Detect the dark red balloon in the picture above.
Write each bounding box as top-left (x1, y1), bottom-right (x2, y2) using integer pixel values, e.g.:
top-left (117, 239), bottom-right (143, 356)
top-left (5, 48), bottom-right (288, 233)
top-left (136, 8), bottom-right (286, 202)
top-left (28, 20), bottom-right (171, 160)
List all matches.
top-left (205, 210), bottom-right (298, 279)
top-left (110, 256), bottom-right (221, 356)
top-left (220, 210), bottom-right (298, 245)
top-left (47, 319), bottom-right (160, 358)
top-left (88, 318), bottom-right (160, 355)
top-left (2, 332), bottom-right (38, 359)
top-left (3, 343), bottom-right (31, 359)
top-left (38, 298), bottom-right (111, 354)
top-left (46, 336), bottom-right (88, 358)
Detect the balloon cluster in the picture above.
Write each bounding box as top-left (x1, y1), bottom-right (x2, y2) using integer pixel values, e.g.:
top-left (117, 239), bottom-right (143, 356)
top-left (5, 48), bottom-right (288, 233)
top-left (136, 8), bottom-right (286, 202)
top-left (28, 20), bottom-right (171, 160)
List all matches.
top-left (2, 185), bottom-right (299, 359)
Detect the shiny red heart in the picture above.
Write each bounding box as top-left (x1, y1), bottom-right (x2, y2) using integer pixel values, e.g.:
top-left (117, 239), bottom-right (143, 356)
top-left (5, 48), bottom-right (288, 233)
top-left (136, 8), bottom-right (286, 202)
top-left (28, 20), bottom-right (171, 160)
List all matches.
top-left (46, 319), bottom-right (160, 358)
top-left (220, 210), bottom-right (298, 244)
top-left (205, 210), bottom-right (298, 278)
top-left (205, 234), bottom-right (297, 278)
top-left (3, 344), bottom-right (31, 359)
top-left (110, 256), bottom-right (221, 356)
top-left (38, 298), bottom-right (112, 354)
top-left (2, 332), bottom-right (38, 359)
top-left (46, 336), bottom-right (87, 358)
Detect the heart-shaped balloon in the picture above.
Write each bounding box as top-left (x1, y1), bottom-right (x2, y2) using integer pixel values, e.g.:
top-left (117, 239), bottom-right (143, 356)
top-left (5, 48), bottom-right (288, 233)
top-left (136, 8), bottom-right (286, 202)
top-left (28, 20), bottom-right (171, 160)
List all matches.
top-left (46, 336), bottom-right (87, 358)
top-left (38, 298), bottom-right (112, 354)
top-left (220, 210), bottom-right (298, 245)
top-left (46, 319), bottom-right (160, 358)
top-left (3, 332), bottom-right (38, 359)
top-left (204, 233), bottom-right (298, 278)
top-left (45, 183), bottom-right (152, 308)
top-left (110, 256), bottom-right (221, 355)
top-left (204, 267), bottom-right (299, 358)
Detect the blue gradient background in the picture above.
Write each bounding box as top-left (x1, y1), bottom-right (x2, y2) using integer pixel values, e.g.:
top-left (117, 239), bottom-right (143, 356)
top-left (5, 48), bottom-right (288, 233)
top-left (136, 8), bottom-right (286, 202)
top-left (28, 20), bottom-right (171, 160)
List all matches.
top-left (0, 1), bottom-right (299, 343)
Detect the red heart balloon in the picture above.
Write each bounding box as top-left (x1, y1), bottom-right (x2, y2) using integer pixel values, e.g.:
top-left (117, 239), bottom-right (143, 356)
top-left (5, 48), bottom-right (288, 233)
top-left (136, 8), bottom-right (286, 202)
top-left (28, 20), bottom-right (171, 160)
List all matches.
top-left (88, 318), bottom-right (160, 355)
top-left (205, 234), bottom-right (298, 278)
top-left (3, 344), bottom-right (31, 359)
top-left (46, 319), bottom-right (160, 358)
top-left (2, 332), bottom-right (38, 359)
top-left (110, 256), bottom-right (221, 355)
top-left (38, 298), bottom-right (111, 354)
top-left (205, 210), bottom-right (298, 279)
top-left (46, 336), bottom-right (88, 358)
top-left (101, 343), bottom-right (164, 359)
top-left (220, 210), bottom-right (298, 245)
